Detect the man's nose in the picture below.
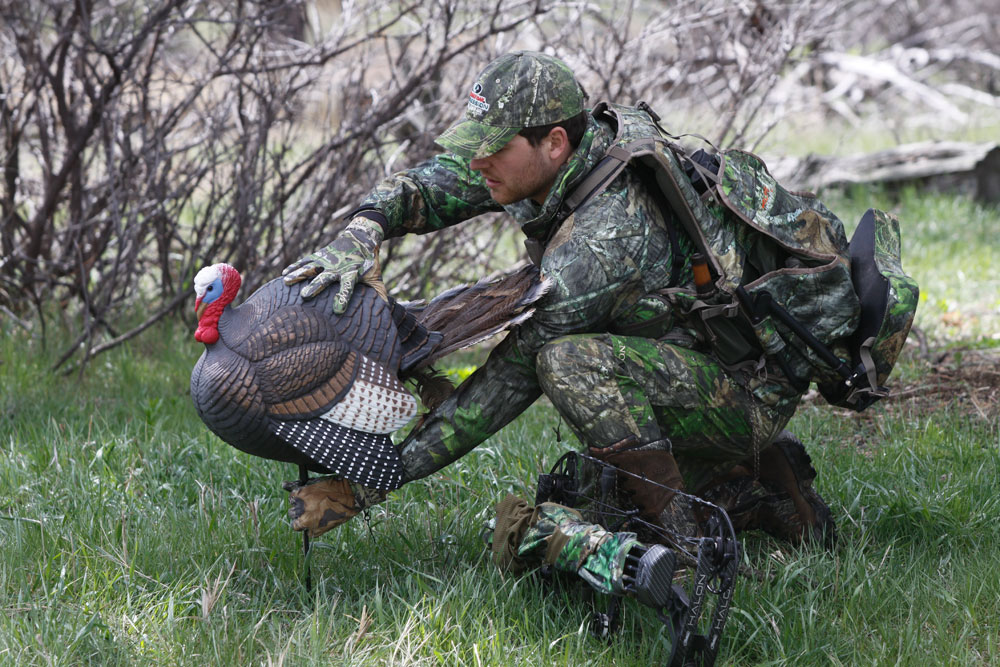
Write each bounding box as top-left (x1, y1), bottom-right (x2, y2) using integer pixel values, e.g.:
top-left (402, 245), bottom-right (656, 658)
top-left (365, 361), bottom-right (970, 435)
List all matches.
top-left (469, 156), bottom-right (488, 171)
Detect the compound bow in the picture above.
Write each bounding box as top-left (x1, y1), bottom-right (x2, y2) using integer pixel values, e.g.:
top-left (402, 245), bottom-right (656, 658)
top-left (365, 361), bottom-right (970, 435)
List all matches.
top-left (534, 450), bottom-right (741, 667)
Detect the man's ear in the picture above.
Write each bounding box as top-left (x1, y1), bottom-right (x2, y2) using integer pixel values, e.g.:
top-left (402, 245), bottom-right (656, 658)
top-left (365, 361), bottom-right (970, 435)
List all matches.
top-left (545, 126), bottom-right (572, 163)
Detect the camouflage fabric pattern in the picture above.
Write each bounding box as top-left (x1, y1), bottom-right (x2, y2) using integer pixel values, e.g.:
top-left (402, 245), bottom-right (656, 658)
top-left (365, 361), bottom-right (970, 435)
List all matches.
top-left (588, 104), bottom-right (745, 286)
top-left (578, 531), bottom-right (639, 596)
top-left (395, 113), bottom-right (712, 482)
top-left (515, 501), bottom-right (638, 595)
top-left (435, 51), bottom-right (586, 159)
top-left (816, 208), bottom-right (919, 407)
top-left (715, 150), bottom-right (860, 380)
top-left (594, 104), bottom-right (862, 386)
top-left (358, 152), bottom-right (502, 238)
top-left (518, 502), bottom-right (608, 569)
top-left (868, 210), bottom-right (919, 380)
top-left (858, 209), bottom-right (918, 383)
top-left (536, 333), bottom-right (801, 491)
top-left (281, 216), bottom-right (384, 311)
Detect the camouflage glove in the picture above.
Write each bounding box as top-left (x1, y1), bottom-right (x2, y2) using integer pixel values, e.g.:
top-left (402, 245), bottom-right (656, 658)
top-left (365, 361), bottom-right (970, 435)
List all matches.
top-left (282, 476), bottom-right (386, 538)
top-left (282, 215), bottom-right (384, 314)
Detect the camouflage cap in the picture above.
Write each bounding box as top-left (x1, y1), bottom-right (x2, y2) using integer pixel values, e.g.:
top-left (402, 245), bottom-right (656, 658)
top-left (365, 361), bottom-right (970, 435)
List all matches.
top-left (435, 51), bottom-right (586, 159)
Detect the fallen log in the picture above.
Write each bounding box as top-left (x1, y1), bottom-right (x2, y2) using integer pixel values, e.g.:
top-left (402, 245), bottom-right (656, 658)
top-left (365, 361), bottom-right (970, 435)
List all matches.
top-left (766, 141), bottom-right (1000, 203)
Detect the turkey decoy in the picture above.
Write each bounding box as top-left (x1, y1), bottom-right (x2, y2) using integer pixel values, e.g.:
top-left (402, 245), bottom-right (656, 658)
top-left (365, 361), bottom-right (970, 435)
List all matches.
top-left (190, 262), bottom-right (548, 491)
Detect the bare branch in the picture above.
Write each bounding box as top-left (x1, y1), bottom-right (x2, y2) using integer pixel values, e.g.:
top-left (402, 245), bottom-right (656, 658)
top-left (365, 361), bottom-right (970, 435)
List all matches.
top-left (0, 0), bottom-right (994, 370)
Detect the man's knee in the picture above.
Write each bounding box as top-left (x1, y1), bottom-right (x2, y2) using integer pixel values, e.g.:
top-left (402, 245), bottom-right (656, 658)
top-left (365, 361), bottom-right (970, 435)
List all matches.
top-left (537, 336), bottom-right (576, 379)
top-left (537, 334), bottom-right (614, 390)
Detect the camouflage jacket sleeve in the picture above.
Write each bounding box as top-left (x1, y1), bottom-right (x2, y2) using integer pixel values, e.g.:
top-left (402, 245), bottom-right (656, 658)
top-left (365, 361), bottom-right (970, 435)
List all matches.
top-left (399, 169), bottom-right (686, 481)
top-left (358, 153), bottom-right (503, 237)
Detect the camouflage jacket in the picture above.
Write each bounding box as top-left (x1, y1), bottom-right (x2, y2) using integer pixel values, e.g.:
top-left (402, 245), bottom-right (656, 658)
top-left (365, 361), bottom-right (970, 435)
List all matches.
top-left (358, 112), bottom-right (698, 481)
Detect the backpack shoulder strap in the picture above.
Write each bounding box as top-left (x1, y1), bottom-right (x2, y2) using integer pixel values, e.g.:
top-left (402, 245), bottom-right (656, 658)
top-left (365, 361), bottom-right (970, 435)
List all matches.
top-left (554, 102), bottom-right (634, 219)
top-left (554, 103), bottom-right (708, 237)
top-left (557, 144), bottom-right (634, 217)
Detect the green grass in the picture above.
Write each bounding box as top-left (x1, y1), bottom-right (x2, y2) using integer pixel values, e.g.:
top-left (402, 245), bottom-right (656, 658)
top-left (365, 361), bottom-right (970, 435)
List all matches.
top-left (2, 191), bottom-right (1000, 665)
top-left (826, 185), bottom-right (1000, 344)
top-left (752, 105), bottom-right (1000, 157)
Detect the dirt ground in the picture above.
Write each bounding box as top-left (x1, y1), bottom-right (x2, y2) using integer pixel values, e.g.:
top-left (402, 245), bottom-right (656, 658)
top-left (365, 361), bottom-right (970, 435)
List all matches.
top-left (890, 346), bottom-right (999, 418)
top-left (801, 343), bottom-right (1000, 450)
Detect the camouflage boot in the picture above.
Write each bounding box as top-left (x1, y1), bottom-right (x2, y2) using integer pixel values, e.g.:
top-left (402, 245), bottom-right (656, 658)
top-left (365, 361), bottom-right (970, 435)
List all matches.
top-left (700, 431), bottom-right (835, 547)
top-left (588, 436), bottom-right (700, 539)
top-left (282, 476), bottom-right (386, 538)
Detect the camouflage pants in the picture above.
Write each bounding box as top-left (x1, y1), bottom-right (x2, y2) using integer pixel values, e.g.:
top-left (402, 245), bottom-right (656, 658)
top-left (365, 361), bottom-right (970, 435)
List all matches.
top-left (535, 333), bottom-right (802, 491)
top-left (491, 494), bottom-right (636, 596)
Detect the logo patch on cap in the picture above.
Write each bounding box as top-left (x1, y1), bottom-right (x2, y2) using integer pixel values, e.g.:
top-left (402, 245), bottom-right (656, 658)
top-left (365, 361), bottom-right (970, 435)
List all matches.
top-left (467, 82), bottom-right (490, 115)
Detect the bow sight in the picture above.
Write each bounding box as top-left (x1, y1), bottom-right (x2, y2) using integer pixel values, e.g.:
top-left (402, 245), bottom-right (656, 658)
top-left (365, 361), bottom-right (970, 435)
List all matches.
top-left (535, 450), bottom-right (741, 667)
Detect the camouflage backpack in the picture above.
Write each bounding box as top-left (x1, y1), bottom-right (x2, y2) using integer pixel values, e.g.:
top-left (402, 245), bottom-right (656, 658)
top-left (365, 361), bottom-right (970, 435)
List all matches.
top-left (559, 102), bottom-right (919, 411)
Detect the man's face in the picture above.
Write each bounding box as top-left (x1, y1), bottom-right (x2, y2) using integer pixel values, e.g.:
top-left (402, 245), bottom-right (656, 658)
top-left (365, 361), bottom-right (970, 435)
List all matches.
top-left (469, 134), bottom-right (561, 206)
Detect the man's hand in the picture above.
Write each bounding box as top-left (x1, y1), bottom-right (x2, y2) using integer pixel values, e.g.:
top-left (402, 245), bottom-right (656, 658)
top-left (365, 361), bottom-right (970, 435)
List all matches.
top-left (282, 476), bottom-right (387, 538)
top-left (282, 215), bottom-right (384, 314)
